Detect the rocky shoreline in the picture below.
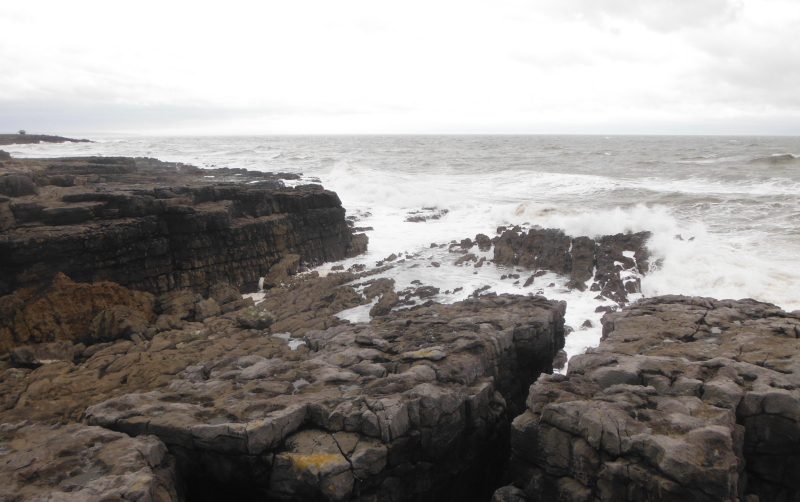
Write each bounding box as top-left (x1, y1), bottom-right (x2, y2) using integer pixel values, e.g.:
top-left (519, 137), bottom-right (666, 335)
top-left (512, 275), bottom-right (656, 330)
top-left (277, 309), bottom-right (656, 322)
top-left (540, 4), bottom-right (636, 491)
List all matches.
top-left (0, 134), bottom-right (92, 146)
top-left (494, 296), bottom-right (800, 502)
top-left (1, 152), bottom-right (799, 502)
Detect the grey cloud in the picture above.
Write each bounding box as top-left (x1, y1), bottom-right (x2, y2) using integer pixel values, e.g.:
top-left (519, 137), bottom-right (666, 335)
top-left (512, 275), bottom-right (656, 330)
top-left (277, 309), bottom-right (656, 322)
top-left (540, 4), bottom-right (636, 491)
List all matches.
top-left (684, 25), bottom-right (800, 108)
top-left (0, 101), bottom-right (261, 133)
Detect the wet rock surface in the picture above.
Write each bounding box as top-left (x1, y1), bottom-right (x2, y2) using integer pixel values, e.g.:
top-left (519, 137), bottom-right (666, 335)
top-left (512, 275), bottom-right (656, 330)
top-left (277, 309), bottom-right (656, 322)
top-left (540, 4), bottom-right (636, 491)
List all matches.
top-left (492, 228), bottom-right (650, 304)
top-left (0, 156), bottom-right (367, 297)
top-left (497, 295), bottom-right (800, 502)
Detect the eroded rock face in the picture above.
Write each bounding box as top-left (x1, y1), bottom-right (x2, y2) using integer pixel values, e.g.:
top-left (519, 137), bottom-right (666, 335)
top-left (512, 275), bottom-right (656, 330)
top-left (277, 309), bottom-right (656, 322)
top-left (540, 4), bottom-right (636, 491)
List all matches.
top-left (0, 156), bottom-right (367, 296)
top-left (77, 293), bottom-right (564, 502)
top-left (492, 228), bottom-right (650, 304)
top-left (0, 272), bottom-right (156, 354)
top-left (0, 271), bottom-right (565, 502)
top-left (0, 421), bottom-right (178, 502)
top-left (498, 295), bottom-right (800, 502)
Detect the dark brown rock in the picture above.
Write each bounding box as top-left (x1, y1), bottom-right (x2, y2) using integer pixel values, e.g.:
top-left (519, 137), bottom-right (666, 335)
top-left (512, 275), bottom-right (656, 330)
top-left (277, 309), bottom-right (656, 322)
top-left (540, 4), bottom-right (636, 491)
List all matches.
top-left (493, 228), bottom-right (651, 304)
top-left (0, 198), bottom-right (13, 231)
top-left (0, 156), bottom-right (367, 297)
top-left (0, 174), bottom-right (39, 197)
top-left (370, 291), bottom-right (399, 317)
top-left (0, 273), bottom-right (156, 354)
top-left (0, 133), bottom-right (92, 146)
top-left (475, 233), bottom-right (492, 251)
top-left (455, 253), bottom-right (478, 265)
top-left (208, 283), bottom-right (242, 305)
top-left (9, 340), bottom-right (76, 367)
top-left (193, 298), bottom-right (221, 321)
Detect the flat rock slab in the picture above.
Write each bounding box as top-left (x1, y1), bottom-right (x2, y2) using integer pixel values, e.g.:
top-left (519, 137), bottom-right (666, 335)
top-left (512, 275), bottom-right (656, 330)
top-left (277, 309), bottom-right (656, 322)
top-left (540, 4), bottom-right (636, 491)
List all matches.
top-left (0, 422), bottom-right (177, 502)
top-left (499, 295), bottom-right (800, 502)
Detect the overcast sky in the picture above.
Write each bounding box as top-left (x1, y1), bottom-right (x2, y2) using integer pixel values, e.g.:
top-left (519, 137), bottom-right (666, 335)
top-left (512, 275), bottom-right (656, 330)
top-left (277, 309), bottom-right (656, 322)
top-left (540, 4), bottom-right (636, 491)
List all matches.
top-left (1, 0), bottom-right (798, 135)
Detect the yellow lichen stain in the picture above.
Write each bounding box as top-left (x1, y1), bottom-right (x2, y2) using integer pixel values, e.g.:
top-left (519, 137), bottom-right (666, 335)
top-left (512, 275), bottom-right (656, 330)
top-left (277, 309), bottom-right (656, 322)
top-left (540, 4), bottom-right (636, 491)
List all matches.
top-left (411, 349), bottom-right (434, 357)
top-left (290, 453), bottom-right (342, 470)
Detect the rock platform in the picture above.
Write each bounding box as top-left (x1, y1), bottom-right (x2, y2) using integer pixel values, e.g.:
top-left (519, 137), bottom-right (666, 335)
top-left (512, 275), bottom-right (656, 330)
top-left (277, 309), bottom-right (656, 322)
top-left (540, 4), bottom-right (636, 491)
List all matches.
top-left (0, 133), bottom-right (92, 146)
top-left (0, 271), bottom-right (565, 502)
top-left (496, 295), bottom-right (800, 502)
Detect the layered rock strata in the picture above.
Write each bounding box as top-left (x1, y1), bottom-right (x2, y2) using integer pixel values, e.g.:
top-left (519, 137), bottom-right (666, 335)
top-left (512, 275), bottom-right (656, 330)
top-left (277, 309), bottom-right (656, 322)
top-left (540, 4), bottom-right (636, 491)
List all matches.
top-left (0, 156), bottom-right (367, 296)
top-left (497, 295), bottom-right (800, 502)
top-left (492, 228), bottom-right (650, 304)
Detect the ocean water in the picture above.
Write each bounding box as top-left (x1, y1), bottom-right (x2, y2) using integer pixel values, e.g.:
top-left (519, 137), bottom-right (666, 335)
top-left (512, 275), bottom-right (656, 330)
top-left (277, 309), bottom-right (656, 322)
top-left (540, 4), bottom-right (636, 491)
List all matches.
top-left (7, 135), bottom-right (800, 363)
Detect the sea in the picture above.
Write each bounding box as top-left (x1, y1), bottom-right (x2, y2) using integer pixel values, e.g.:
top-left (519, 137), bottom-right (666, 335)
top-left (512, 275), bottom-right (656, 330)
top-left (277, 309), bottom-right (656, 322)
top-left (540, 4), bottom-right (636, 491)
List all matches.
top-left (6, 135), bottom-right (800, 364)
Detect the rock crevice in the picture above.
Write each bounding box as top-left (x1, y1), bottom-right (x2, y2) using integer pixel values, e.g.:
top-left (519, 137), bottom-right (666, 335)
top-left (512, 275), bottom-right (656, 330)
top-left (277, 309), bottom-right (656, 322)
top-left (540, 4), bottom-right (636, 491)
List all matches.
top-left (496, 295), bottom-right (800, 502)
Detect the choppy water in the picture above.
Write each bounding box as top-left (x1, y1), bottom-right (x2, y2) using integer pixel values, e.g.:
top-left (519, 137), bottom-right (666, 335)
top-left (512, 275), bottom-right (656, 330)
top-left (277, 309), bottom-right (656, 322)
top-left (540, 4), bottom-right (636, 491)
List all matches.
top-left (7, 135), bottom-right (800, 362)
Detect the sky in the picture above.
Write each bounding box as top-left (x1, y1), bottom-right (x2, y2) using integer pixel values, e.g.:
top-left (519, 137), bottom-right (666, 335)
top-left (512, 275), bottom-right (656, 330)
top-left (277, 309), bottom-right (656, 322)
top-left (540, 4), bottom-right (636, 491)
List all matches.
top-left (1, 0), bottom-right (799, 135)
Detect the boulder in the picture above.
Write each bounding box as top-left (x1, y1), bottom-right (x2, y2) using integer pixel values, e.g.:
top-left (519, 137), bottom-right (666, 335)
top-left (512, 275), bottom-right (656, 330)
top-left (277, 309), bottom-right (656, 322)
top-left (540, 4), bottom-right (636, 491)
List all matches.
top-left (475, 233), bottom-right (492, 251)
top-left (208, 283), bottom-right (242, 305)
top-left (9, 340), bottom-right (77, 367)
top-left (157, 290), bottom-right (202, 319)
top-left (41, 205), bottom-right (94, 225)
top-left (90, 305), bottom-right (151, 342)
top-left (193, 298), bottom-right (221, 321)
top-left (0, 174), bottom-right (39, 197)
top-left (263, 254), bottom-right (301, 289)
top-left (236, 304), bottom-right (275, 329)
top-left (0, 422), bottom-right (178, 502)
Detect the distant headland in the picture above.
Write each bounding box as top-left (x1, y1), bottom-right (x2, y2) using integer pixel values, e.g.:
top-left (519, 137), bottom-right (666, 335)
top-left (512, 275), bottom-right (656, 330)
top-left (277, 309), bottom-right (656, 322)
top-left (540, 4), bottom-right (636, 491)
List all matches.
top-left (0, 132), bottom-right (93, 146)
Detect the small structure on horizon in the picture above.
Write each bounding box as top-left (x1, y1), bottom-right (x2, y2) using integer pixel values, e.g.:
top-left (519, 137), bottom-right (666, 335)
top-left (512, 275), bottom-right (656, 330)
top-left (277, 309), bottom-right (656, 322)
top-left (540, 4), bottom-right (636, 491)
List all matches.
top-left (18, 130), bottom-right (26, 135)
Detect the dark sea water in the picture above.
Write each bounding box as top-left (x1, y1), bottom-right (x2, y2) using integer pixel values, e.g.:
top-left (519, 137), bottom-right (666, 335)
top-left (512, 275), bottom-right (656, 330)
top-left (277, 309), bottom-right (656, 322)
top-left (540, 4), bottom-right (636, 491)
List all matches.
top-left (8, 135), bottom-right (800, 360)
